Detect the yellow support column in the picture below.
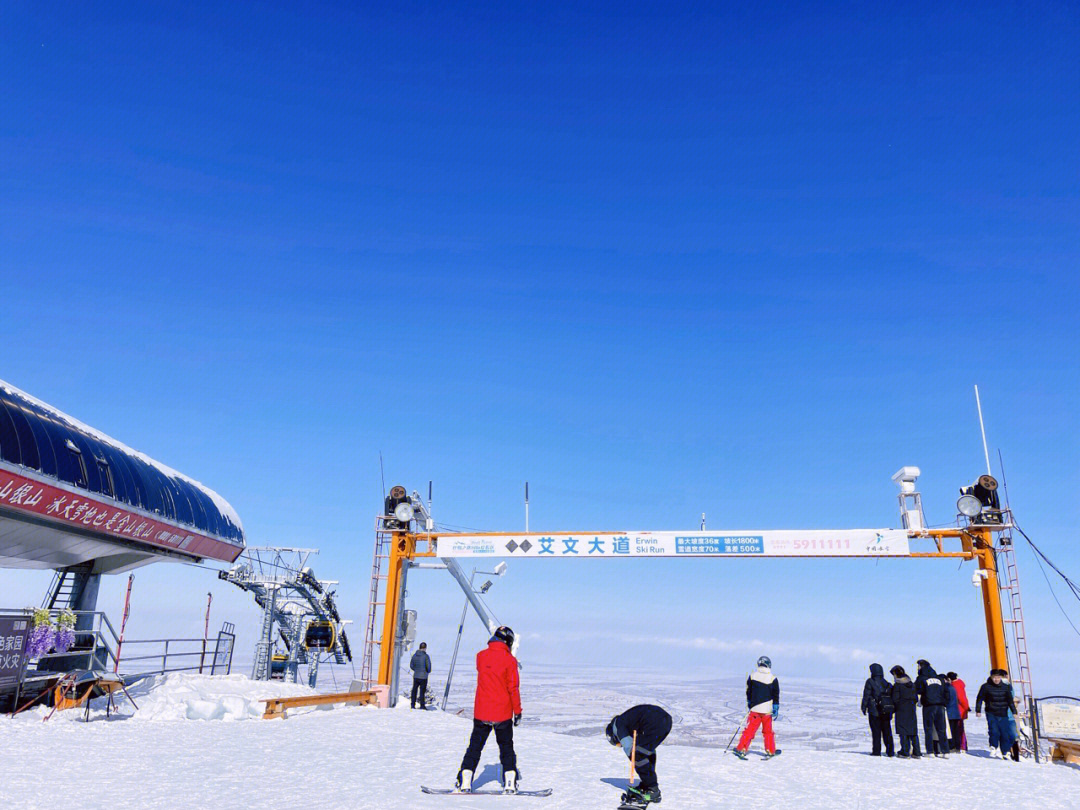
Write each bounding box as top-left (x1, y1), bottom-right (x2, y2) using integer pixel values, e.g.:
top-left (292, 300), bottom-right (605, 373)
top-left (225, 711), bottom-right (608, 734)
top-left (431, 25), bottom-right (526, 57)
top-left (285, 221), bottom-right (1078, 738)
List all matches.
top-left (974, 527), bottom-right (1010, 672)
top-left (377, 532), bottom-right (415, 686)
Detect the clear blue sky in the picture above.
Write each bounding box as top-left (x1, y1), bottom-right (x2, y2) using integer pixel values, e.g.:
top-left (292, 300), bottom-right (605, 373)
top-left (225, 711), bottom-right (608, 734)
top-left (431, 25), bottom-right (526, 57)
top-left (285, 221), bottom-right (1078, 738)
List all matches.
top-left (2, 1), bottom-right (1078, 691)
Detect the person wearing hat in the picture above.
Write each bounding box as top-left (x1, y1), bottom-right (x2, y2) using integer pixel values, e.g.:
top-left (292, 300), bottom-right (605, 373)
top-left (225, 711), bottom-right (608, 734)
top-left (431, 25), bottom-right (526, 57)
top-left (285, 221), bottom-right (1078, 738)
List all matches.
top-left (733, 656), bottom-right (781, 760)
top-left (914, 659), bottom-right (950, 757)
top-left (455, 626), bottom-right (523, 794)
top-left (976, 669), bottom-right (1018, 759)
top-left (889, 665), bottom-right (922, 758)
top-left (605, 704), bottom-right (673, 807)
top-left (410, 642), bottom-right (432, 709)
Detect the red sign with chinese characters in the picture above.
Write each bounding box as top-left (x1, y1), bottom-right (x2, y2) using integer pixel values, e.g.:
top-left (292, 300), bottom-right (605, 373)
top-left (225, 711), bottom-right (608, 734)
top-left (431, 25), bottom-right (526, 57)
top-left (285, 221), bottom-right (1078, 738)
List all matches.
top-left (0, 466), bottom-right (243, 563)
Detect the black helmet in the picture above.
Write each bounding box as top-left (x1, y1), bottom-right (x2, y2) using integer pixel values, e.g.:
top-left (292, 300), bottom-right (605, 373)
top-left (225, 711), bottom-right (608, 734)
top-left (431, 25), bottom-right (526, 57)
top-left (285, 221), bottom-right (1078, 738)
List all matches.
top-left (757, 656), bottom-right (772, 669)
top-left (493, 626), bottom-right (515, 647)
top-left (605, 718), bottom-right (620, 745)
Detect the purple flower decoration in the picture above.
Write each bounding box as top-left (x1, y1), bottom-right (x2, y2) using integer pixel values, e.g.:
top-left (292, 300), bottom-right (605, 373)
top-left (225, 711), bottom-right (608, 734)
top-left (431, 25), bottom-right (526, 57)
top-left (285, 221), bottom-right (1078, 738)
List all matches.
top-left (27, 623), bottom-right (56, 659)
top-left (54, 626), bottom-right (76, 654)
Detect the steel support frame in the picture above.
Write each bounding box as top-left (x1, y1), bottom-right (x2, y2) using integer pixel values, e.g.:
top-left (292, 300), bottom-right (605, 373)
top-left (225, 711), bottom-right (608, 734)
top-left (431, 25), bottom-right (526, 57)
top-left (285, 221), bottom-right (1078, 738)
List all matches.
top-left (373, 525), bottom-right (1011, 698)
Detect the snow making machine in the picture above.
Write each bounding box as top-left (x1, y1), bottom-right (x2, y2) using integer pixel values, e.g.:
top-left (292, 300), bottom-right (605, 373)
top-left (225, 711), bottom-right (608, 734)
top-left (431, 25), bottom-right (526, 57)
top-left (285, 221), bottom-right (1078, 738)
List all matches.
top-left (0, 379), bottom-right (246, 708)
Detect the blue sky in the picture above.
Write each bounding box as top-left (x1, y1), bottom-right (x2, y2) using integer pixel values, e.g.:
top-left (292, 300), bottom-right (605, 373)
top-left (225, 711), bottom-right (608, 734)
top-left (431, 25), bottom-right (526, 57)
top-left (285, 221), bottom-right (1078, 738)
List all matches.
top-left (2, 1), bottom-right (1078, 691)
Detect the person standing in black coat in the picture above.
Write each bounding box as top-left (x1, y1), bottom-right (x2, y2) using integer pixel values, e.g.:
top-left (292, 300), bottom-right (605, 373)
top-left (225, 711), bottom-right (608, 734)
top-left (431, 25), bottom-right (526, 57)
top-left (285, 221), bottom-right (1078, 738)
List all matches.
top-left (976, 668), bottom-right (1018, 759)
top-left (861, 663), bottom-right (895, 756)
top-left (915, 659), bottom-right (950, 757)
top-left (889, 665), bottom-right (921, 758)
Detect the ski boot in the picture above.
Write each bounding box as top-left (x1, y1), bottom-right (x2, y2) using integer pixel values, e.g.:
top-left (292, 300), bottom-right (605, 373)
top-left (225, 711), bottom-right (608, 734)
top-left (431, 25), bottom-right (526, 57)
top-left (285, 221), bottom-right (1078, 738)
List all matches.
top-left (764, 749), bottom-right (782, 760)
top-left (453, 769), bottom-right (473, 794)
top-left (503, 769), bottom-right (518, 795)
top-left (732, 749), bottom-right (748, 760)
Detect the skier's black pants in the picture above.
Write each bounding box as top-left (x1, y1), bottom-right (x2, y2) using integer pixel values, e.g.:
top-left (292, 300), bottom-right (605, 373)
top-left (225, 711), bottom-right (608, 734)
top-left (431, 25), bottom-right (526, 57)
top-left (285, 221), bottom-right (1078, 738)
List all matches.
top-left (868, 713), bottom-right (894, 756)
top-left (922, 705), bottom-right (948, 754)
top-left (630, 746), bottom-right (660, 790)
top-left (460, 719), bottom-right (517, 776)
top-left (411, 677), bottom-right (428, 709)
top-left (898, 733), bottom-right (921, 757)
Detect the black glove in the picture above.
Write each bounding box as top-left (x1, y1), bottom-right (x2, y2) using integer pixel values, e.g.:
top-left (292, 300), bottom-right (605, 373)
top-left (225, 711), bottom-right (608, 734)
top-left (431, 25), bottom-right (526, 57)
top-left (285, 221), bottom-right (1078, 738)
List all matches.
top-left (513, 713), bottom-right (522, 727)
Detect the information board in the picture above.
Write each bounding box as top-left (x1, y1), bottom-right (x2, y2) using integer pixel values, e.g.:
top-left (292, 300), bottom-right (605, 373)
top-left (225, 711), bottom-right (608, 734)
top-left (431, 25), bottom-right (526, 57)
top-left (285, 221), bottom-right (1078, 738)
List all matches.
top-left (436, 529), bottom-right (911, 558)
top-left (1039, 698), bottom-right (1080, 741)
top-left (0, 613), bottom-right (31, 692)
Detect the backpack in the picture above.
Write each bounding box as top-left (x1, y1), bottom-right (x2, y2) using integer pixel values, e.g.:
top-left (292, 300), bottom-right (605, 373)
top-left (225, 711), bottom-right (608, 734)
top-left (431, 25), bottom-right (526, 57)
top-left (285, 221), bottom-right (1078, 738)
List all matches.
top-left (875, 685), bottom-right (895, 715)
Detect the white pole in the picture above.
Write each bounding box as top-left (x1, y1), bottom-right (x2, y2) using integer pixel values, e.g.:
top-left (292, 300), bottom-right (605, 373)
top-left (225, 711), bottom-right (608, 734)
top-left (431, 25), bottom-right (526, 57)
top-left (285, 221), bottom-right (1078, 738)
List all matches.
top-left (700, 512), bottom-right (706, 530)
top-left (525, 481), bottom-right (530, 533)
top-left (974, 385), bottom-right (992, 475)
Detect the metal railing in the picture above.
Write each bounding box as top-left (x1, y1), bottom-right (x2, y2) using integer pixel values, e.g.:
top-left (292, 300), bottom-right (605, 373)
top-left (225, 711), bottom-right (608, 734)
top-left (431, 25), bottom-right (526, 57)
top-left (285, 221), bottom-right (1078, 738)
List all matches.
top-left (117, 628), bottom-right (235, 677)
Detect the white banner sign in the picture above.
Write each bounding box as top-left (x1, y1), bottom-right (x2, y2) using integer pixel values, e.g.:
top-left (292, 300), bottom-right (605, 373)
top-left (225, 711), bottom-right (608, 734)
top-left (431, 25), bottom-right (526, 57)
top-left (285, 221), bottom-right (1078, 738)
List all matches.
top-left (435, 529), bottom-right (910, 558)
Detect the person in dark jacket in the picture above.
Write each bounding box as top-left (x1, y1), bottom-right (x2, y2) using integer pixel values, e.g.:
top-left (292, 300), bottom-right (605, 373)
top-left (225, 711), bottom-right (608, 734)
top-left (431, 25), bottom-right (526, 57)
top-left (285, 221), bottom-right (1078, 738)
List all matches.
top-left (975, 668), bottom-right (1018, 759)
top-left (915, 659), bottom-right (950, 757)
top-left (889, 665), bottom-right (921, 758)
top-left (733, 656), bottom-right (781, 760)
top-left (410, 642), bottom-right (432, 709)
top-left (455, 627), bottom-right (523, 794)
top-left (861, 663), bottom-right (895, 756)
top-left (946, 672), bottom-right (969, 752)
top-left (606, 704), bottom-right (673, 807)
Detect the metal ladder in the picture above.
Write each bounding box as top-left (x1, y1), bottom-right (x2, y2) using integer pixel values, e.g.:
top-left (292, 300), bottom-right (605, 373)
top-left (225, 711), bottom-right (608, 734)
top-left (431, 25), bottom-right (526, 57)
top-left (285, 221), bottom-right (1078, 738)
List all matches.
top-left (359, 517), bottom-right (392, 687)
top-left (996, 522), bottom-right (1035, 717)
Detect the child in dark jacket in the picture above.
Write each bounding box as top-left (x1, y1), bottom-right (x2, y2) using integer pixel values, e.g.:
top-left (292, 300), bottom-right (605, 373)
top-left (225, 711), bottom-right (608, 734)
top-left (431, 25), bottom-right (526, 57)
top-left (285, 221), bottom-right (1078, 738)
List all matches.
top-left (890, 665), bottom-right (922, 759)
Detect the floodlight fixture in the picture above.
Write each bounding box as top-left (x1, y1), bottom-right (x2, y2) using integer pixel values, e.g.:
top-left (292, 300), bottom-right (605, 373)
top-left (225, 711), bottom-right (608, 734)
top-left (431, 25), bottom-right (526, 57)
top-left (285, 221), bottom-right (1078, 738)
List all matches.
top-left (957, 494), bottom-right (983, 518)
top-left (479, 580), bottom-right (493, 594)
top-left (394, 501), bottom-right (415, 523)
top-left (493, 562), bottom-right (507, 576)
top-left (959, 474), bottom-right (1002, 524)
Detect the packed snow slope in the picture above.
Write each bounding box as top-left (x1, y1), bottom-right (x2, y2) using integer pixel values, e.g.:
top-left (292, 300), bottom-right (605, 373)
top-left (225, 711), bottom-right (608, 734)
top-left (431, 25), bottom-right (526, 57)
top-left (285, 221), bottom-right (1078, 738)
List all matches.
top-left (2, 676), bottom-right (1076, 810)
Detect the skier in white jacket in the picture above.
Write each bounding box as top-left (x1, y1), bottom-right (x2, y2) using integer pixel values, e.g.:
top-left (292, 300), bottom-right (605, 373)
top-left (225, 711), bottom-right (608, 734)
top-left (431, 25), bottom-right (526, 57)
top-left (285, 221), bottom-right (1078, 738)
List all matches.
top-left (733, 656), bottom-right (781, 759)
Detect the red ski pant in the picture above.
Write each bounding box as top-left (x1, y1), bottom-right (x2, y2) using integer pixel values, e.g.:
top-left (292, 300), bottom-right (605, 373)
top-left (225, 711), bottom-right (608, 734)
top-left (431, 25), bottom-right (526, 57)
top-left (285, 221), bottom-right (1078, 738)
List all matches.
top-left (737, 712), bottom-right (776, 754)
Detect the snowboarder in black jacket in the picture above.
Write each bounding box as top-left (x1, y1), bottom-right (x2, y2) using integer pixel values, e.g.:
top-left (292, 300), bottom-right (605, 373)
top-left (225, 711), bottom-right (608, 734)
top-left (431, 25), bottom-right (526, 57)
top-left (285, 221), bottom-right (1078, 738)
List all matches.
top-left (915, 659), bottom-right (950, 757)
top-left (889, 665), bottom-right (921, 758)
top-left (606, 704), bottom-right (672, 807)
top-left (861, 663), bottom-right (895, 756)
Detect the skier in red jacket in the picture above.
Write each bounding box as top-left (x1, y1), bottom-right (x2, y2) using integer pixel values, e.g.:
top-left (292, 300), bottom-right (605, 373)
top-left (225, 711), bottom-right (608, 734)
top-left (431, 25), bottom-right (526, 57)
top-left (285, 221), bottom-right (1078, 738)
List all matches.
top-left (455, 626), bottom-right (523, 794)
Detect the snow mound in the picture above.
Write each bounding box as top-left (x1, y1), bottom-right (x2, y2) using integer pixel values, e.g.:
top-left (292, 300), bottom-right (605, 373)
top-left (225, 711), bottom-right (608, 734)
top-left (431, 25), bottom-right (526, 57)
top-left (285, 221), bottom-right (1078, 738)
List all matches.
top-left (127, 673), bottom-right (318, 721)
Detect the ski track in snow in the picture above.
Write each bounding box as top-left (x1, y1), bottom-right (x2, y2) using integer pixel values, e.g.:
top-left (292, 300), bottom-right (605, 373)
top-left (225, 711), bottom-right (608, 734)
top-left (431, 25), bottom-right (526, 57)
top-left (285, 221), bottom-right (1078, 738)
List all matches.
top-left (2, 673), bottom-right (1077, 809)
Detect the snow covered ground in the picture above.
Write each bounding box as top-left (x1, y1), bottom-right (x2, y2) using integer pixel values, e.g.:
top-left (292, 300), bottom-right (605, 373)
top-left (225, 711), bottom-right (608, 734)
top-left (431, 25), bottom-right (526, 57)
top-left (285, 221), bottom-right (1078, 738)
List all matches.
top-left (2, 672), bottom-right (1076, 809)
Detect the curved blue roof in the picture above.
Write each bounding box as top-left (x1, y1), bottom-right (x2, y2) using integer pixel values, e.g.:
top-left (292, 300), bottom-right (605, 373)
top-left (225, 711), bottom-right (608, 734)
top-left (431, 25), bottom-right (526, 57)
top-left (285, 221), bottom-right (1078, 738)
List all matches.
top-left (0, 381), bottom-right (243, 545)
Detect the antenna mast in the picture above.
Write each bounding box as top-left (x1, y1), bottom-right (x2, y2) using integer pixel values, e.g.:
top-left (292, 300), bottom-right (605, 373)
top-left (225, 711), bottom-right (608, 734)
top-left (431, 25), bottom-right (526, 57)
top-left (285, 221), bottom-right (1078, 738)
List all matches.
top-left (974, 385), bottom-right (992, 476)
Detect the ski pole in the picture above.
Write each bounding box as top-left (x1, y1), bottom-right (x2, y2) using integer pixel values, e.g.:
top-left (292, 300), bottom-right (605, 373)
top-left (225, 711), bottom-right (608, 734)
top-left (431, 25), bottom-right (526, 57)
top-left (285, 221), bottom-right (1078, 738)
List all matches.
top-left (725, 713), bottom-right (749, 752)
top-left (629, 731), bottom-right (638, 786)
